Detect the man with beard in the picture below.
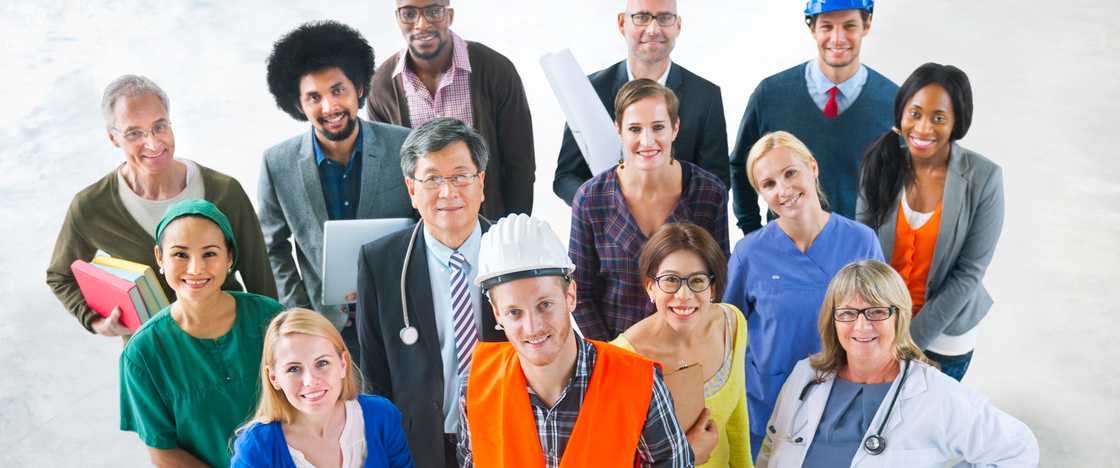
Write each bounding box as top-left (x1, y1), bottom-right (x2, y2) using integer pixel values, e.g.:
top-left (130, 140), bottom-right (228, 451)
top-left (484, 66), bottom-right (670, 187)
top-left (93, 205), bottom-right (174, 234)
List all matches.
top-left (553, 0), bottom-right (729, 205)
top-left (368, 0), bottom-right (535, 219)
top-left (456, 214), bottom-right (694, 468)
top-left (259, 21), bottom-right (415, 362)
top-left (729, 0), bottom-right (897, 236)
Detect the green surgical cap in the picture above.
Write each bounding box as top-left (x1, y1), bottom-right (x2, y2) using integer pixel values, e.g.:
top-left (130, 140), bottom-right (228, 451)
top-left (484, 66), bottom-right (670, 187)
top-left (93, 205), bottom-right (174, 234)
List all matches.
top-left (154, 199), bottom-right (239, 270)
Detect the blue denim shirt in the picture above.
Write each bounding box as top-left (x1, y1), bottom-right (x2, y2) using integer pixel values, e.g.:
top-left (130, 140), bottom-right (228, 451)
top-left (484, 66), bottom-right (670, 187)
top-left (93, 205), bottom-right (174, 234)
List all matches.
top-left (312, 124), bottom-right (363, 220)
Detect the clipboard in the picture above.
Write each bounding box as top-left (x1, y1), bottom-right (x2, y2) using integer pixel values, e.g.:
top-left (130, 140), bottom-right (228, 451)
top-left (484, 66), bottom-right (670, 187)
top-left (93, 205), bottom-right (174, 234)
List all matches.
top-left (663, 362), bottom-right (705, 430)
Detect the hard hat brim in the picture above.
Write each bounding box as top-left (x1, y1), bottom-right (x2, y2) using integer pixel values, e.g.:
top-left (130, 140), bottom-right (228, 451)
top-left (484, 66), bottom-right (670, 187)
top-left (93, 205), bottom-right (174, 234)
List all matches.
top-left (477, 267), bottom-right (573, 290)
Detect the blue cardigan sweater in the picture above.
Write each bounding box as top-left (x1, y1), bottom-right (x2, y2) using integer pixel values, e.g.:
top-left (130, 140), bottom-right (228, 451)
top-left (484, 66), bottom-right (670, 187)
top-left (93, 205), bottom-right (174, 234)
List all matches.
top-left (729, 62), bottom-right (898, 234)
top-left (231, 394), bottom-right (414, 468)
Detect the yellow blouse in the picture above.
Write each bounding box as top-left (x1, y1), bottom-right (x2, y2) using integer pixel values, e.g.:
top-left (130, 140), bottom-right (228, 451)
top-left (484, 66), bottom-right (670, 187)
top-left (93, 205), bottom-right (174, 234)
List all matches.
top-left (611, 304), bottom-right (752, 468)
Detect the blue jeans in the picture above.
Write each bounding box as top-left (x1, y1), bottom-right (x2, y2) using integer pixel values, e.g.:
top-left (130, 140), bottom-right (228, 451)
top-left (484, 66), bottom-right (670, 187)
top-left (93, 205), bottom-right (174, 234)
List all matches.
top-left (925, 350), bottom-right (974, 381)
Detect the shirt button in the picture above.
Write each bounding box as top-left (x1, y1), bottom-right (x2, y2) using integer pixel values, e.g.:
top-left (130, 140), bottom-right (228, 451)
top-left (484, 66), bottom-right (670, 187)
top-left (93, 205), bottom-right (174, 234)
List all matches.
top-left (225, 376), bottom-right (231, 382)
top-left (344, 202), bottom-right (350, 206)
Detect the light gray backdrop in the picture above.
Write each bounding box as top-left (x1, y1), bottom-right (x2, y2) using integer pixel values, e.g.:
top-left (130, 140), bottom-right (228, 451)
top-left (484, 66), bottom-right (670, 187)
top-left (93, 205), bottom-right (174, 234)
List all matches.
top-left (1, 1), bottom-right (1116, 466)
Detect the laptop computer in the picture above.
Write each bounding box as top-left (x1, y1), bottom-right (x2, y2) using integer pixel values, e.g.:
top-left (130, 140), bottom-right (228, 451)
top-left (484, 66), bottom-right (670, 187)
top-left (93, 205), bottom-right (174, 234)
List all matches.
top-left (321, 218), bottom-right (415, 305)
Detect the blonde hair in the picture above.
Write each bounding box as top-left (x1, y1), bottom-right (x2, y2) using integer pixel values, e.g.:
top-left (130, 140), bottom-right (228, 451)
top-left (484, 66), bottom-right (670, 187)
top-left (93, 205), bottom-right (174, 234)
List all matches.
top-left (745, 130), bottom-right (830, 210)
top-left (809, 260), bottom-right (931, 378)
top-left (247, 308), bottom-right (360, 426)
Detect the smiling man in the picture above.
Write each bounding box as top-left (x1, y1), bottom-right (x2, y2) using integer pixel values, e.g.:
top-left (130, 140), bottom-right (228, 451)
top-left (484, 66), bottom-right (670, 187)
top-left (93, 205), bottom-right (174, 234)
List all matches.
top-left (553, 0), bottom-right (729, 205)
top-left (456, 214), bottom-right (693, 468)
top-left (729, 0), bottom-right (898, 236)
top-left (367, 0), bottom-right (535, 220)
top-left (47, 75), bottom-right (275, 337)
top-left (260, 21), bottom-right (416, 364)
top-left (355, 117), bottom-right (504, 468)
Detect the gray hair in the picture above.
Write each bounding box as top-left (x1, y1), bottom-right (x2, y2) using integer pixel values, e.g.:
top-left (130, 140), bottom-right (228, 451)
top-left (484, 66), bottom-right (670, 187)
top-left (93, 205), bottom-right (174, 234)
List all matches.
top-left (101, 74), bottom-right (170, 129)
top-left (399, 117), bottom-right (489, 179)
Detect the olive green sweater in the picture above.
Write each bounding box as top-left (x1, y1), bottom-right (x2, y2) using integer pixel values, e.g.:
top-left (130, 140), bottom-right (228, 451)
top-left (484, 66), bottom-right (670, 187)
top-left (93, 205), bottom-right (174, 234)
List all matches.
top-left (46, 164), bottom-right (277, 333)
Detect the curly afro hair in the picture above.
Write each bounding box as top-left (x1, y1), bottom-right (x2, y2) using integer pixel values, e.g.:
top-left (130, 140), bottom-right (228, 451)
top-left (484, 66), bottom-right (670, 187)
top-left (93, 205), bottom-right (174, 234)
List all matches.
top-left (266, 20), bottom-right (375, 121)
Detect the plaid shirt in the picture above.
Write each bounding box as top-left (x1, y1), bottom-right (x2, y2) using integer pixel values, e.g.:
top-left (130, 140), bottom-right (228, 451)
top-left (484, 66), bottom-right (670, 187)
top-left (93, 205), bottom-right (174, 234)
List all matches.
top-left (569, 161), bottom-right (730, 340)
top-left (457, 337), bottom-right (694, 468)
top-left (393, 30), bottom-right (474, 129)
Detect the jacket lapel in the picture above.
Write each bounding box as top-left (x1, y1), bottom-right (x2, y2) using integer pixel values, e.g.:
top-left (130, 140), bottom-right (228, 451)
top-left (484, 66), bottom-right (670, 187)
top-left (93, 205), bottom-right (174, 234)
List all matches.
top-left (666, 63), bottom-right (683, 92)
top-left (404, 229), bottom-right (442, 361)
top-left (355, 120), bottom-right (400, 219)
top-left (298, 132), bottom-right (329, 233)
top-left (928, 144), bottom-right (968, 290)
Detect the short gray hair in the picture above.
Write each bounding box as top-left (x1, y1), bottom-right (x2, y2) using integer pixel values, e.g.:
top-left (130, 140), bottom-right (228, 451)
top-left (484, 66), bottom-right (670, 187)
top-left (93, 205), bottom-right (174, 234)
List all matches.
top-left (101, 74), bottom-right (170, 129)
top-left (399, 117), bottom-right (489, 179)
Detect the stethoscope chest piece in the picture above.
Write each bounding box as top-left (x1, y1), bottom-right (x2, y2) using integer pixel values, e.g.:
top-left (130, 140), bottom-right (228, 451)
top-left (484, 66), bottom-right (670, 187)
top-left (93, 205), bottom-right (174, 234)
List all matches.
top-left (863, 434), bottom-right (886, 455)
top-left (399, 326), bottom-right (419, 345)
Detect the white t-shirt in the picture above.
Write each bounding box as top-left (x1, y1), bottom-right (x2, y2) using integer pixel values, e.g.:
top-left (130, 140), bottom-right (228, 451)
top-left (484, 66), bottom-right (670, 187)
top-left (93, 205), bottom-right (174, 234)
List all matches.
top-left (117, 159), bottom-right (205, 239)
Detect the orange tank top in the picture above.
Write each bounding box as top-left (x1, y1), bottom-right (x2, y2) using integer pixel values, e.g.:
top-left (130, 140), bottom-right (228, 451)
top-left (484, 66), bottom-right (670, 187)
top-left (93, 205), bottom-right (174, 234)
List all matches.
top-left (466, 340), bottom-right (655, 468)
top-left (891, 199), bottom-right (942, 317)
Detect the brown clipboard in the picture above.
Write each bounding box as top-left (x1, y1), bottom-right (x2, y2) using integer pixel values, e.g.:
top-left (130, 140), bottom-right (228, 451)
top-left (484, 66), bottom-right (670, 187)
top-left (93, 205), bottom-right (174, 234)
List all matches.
top-left (662, 362), bottom-right (705, 430)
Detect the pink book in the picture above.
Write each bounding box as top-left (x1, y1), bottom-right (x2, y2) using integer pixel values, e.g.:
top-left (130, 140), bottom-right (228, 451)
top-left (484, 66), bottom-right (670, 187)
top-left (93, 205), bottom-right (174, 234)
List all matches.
top-left (70, 259), bottom-right (146, 331)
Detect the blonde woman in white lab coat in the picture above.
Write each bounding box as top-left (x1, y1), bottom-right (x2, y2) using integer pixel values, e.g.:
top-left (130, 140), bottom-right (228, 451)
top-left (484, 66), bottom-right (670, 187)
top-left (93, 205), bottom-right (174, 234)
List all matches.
top-left (757, 260), bottom-right (1037, 467)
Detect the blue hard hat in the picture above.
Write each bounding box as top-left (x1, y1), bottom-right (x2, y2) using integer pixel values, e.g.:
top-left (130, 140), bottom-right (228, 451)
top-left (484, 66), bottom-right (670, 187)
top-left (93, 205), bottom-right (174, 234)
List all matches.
top-left (804, 0), bottom-right (874, 17)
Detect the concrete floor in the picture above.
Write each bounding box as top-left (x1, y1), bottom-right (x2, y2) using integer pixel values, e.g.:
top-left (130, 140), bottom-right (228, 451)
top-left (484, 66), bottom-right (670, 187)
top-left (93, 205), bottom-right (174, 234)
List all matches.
top-left (1, 1), bottom-right (1116, 466)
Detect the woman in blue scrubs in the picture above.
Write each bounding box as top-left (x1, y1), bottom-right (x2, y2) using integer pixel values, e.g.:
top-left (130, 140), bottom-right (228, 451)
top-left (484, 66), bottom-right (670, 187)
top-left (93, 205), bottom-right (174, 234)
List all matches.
top-left (724, 131), bottom-right (883, 458)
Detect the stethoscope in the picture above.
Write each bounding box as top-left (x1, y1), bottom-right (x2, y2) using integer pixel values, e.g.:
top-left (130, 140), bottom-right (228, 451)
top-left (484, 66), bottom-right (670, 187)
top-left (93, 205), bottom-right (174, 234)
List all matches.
top-left (397, 217), bottom-right (490, 345)
top-left (797, 359), bottom-right (912, 456)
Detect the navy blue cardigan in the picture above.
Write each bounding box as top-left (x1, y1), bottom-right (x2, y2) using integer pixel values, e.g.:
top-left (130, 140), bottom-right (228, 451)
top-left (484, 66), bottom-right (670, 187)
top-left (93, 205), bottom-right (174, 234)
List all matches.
top-left (231, 394), bottom-right (414, 468)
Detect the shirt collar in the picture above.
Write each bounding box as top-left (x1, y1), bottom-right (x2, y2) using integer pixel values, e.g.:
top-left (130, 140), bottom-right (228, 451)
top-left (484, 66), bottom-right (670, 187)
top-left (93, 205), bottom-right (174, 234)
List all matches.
top-left (526, 335), bottom-right (594, 399)
top-left (626, 60), bottom-right (672, 86)
top-left (422, 219), bottom-right (483, 272)
top-left (312, 122), bottom-right (364, 166)
top-left (393, 30), bottom-right (472, 79)
top-left (806, 59), bottom-right (868, 100)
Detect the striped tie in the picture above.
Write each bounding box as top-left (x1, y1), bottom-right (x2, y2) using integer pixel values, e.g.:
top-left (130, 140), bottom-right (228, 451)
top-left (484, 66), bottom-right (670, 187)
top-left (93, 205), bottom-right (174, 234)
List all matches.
top-left (449, 251), bottom-right (477, 377)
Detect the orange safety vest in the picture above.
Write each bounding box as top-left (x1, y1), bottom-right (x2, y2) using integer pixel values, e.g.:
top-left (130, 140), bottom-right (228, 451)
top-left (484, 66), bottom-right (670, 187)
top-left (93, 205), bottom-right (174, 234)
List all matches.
top-left (466, 340), bottom-right (655, 468)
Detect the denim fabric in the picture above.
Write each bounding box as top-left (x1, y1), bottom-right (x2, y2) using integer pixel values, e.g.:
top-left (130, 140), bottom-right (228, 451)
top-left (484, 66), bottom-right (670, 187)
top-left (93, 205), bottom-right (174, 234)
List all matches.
top-left (925, 350), bottom-right (974, 381)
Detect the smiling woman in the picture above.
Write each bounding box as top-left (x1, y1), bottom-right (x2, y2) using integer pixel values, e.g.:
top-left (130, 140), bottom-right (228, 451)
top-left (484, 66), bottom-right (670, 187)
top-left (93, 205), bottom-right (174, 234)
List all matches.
top-left (118, 199), bottom-right (286, 468)
top-left (231, 308), bottom-right (414, 468)
top-left (724, 130), bottom-right (884, 456)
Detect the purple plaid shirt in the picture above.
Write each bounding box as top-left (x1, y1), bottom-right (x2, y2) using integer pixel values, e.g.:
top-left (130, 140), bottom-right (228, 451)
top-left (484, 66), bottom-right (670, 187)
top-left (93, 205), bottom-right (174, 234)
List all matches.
top-left (393, 30), bottom-right (474, 129)
top-left (569, 160), bottom-right (730, 341)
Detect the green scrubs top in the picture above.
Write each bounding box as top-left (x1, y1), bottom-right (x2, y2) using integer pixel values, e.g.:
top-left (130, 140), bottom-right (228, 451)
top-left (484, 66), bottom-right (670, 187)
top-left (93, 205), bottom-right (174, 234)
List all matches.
top-left (119, 292), bottom-right (284, 468)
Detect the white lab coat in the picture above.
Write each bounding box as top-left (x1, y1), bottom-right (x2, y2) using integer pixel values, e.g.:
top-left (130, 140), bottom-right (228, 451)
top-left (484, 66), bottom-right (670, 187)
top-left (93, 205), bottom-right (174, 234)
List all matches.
top-left (757, 358), bottom-right (1038, 467)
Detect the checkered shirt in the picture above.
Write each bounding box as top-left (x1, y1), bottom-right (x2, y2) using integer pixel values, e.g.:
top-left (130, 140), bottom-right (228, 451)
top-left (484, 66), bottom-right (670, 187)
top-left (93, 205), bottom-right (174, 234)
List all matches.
top-left (393, 30), bottom-right (474, 129)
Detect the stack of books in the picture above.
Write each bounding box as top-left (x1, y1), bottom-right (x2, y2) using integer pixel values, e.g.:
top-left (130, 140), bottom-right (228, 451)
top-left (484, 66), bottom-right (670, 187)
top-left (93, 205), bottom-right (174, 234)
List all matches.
top-left (70, 256), bottom-right (170, 331)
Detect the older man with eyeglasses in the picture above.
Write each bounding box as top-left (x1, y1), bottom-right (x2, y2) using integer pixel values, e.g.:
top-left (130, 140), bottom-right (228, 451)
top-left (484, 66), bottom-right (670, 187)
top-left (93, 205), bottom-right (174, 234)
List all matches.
top-left (356, 117), bottom-right (505, 468)
top-left (47, 74), bottom-right (276, 337)
top-left (367, 0), bottom-right (536, 221)
top-left (553, 0), bottom-right (730, 205)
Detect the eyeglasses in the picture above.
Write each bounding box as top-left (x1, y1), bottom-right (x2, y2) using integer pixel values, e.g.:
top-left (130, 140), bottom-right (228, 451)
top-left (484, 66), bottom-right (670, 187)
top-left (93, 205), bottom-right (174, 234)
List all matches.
top-left (651, 273), bottom-right (714, 294)
top-left (629, 12), bottom-right (679, 27)
top-left (112, 121), bottom-right (172, 142)
top-left (833, 305), bottom-right (898, 322)
top-left (396, 5), bottom-right (448, 24)
top-left (412, 173), bottom-right (480, 190)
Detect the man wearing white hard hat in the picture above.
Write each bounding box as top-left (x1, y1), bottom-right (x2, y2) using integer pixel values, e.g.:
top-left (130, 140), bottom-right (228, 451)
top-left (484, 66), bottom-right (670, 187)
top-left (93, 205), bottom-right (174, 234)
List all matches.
top-left (729, 0), bottom-right (897, 235)
top-left (455, 214), bottom-right (694, 468)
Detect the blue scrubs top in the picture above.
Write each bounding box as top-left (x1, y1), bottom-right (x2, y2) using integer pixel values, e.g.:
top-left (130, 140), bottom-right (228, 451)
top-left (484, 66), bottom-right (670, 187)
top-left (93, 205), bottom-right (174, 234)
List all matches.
top-left (803, 378), bottom-right (893, 466)
top-left (724, 214), bottom-right (883, 456)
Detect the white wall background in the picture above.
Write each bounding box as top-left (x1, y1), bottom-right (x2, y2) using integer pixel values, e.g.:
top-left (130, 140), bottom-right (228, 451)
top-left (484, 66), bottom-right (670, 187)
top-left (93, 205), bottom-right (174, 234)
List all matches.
top-left (1, 1), bottom-right (1116, 466)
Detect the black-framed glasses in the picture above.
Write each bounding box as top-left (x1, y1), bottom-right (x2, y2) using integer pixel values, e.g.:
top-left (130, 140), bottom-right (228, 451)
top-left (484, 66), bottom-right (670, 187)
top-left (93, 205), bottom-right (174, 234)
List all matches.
top-left (396, 5), bottom-right (447, 24)
top-left (651, 273), bottom-right (713, 294)
top-left (412, 173), bottom-right (480, 190)
top-left (112, 120), bottom-right (172, 142)
top-left (629, 12), bottom-right (678, 27)
top-left (833, 305), bottom-right (898, 322)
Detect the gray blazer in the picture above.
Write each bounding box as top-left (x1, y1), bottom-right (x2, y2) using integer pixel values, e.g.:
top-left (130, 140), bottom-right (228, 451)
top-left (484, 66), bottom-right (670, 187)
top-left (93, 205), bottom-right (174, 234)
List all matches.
top-left (258, 119), bottom-right (416, 327)
top-left (857, 143), bottom-right (1005, 348)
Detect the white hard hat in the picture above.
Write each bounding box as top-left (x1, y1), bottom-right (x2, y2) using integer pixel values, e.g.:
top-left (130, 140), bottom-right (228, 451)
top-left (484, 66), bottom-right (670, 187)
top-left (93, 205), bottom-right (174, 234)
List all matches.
top-left (475, 214), bottom-right (575, 290)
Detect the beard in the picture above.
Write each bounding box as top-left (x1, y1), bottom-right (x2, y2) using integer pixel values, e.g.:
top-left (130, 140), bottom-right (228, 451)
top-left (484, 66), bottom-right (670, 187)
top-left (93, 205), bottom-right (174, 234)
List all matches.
top-left (409, 34), bottom-right (447, 61)
top-left (317, 112), bottom-right (357, 142)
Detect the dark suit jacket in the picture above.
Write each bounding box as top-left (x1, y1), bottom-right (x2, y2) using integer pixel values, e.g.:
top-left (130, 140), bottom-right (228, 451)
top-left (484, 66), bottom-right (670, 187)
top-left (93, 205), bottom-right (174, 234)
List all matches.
top-left (552, 61), bottom-right (729, 204)
top-left (356, 219), bottom-right (501, 468)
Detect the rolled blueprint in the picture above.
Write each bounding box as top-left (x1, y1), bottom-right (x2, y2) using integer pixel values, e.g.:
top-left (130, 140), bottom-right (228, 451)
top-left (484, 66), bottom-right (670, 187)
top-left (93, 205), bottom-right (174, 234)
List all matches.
top-left (540, 49), bottom-right (621, 176)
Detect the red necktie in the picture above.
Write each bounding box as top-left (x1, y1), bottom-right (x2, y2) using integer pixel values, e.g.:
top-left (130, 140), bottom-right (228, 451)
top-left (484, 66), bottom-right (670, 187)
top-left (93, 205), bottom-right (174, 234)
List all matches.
top-left (823, 86), bottom-right (839, 119)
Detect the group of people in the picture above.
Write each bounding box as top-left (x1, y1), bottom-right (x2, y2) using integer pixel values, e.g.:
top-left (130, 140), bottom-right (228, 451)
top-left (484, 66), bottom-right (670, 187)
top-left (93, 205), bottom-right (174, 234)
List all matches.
top-left (43, 0), bottom-right (1041, 467)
